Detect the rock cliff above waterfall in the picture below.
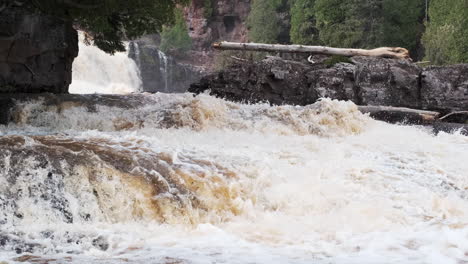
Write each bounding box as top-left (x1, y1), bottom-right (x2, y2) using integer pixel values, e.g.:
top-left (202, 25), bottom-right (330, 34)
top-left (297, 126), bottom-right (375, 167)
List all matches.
top-left (189, 56), bottom-right (468, 114)
top-left (128, 35), bottom-right (202, 93)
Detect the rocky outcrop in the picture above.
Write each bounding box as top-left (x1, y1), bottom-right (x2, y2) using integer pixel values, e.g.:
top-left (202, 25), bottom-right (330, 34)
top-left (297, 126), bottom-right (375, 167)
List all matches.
top-left (128, 35), bottom-right (202, 93)
top-left (190, 56), bottom-right (468, 114)
top-left (183, 0), bottom-right (251, 69)
top-left (0, 6), bottom-right (78, 93)
top-left (421, 64), bottom-right (468, 112)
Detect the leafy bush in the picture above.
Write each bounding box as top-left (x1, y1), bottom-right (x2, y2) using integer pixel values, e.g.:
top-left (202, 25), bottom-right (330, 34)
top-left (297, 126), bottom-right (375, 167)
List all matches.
top-left (160, 9), bottom-right (192, 55)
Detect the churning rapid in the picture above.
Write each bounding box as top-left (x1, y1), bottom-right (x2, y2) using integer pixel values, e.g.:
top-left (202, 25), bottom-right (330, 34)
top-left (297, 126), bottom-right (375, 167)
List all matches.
top-left (1, 42), bottom-right (468, 264)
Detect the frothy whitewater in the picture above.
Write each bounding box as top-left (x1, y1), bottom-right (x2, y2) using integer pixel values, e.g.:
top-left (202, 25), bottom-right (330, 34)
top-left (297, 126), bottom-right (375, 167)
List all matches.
top-left (1, 42), bottom-right (468, 264)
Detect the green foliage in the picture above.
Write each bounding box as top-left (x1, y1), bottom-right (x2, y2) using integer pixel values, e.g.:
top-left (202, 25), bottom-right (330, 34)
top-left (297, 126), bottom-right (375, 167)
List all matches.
top-left (23, 0), bottom-right (187, 54)
top-left (313, 0), bottom-right (424, 60)
top-left (382, 0), bottom-right (424, 56)
top-left (247, 0), bottom-right (290, 43)
top-left (314, 0), bottom-right (366, 48)
top-left (203, 0), bottom-right (214, 18)
top-left (323, 55), bottom-right (353, 67)
top-left (290, 0), bottom-right (319, 45)
top-left (160, 9), bottom-right (192, 55)
top-left (422, 0), bottom-right (468, 64)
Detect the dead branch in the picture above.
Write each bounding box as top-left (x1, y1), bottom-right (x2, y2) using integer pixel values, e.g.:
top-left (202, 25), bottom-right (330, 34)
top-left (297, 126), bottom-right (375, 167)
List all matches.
top-left (213, 42), bottom-right (411, 60)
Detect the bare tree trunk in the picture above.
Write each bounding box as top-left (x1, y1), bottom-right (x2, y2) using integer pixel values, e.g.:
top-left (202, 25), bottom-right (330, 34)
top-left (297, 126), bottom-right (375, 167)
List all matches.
top-left (213, 42), bottom-right (411, 60)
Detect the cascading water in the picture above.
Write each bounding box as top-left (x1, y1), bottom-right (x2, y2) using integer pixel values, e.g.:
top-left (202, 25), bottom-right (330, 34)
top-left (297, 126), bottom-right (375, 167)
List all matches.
top-left (1, 43), bottom-right (468, 264)
top-left (158, 50), bottom-right (170, 93)
top-left (69, 33), bottom-right (142, 94)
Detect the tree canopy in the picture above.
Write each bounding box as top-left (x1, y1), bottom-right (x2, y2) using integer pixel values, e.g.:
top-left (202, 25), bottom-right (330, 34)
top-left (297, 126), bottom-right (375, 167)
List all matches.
top-left (248, 0), bottom-right (430, 61)
top-left (160, 8), bottom-right (192, 55)
top-left (290, 0), bottom-right (319, 45)
top-left (16, 0), bottom-right (187, 54)
top-left (247, 0), bottom-right (290, 44)
top-left (422, 0), bottom-right (468, 64)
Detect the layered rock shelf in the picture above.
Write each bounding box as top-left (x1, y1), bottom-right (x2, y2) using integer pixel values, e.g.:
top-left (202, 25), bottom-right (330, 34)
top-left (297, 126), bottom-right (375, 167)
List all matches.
top-left (190, 56), bottom-right (468, 114)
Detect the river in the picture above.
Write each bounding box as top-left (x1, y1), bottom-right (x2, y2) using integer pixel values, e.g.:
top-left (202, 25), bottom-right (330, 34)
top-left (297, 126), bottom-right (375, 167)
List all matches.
top-left (0, 40), bottom-right (467, 264)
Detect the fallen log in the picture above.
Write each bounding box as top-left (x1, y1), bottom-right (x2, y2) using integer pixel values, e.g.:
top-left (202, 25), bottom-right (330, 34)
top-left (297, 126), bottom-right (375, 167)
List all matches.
top-left (357, 105), bottom-right (468, 135)
top-left (357, 105), bottom-right (440, 124)
top-left (213, 42), bottom-right (411, 60)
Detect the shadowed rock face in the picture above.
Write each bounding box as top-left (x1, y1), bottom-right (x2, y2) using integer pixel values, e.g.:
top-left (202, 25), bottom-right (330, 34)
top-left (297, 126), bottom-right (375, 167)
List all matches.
top-left (0, 6), bottom-right (78, 93)
top-left (190, 56), bottom-right (468, 113)
top-left (128, 36), bottom-right (202, 93)
top-left (421, 64), bottom-right (468, 112)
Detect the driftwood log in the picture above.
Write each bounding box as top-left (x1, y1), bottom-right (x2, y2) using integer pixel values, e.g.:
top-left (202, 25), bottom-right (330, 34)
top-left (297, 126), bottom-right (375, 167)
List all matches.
top-left (357, 105), bottom-right (467, 135)
top-left (213, 42), bottom-right (411, 60)
top-left (357, 105), bottom-right (440, 124)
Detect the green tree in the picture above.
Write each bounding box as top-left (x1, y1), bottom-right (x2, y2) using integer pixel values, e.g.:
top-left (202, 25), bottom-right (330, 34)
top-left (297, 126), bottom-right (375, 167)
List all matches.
top-left (314, 0), bottom-right (425, 59)
top-left (290, 0), bottom-right (319, 45)
top-left (160, 8), bottom-right (192, 55)
top-left (314, 0), bottom-right (372, 48)
top-left (422, 0), bottom-right (468, 64)
top-left (15, 0), bottom-right (187, 54)
top-left (382, 0), bottom-right (425, 57)
top-left (247, 0), bottom-right (290, 43)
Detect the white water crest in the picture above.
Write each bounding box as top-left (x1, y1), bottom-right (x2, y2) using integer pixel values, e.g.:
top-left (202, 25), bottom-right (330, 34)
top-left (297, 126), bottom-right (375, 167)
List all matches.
top-left (69, 33), bottom-right (142, 94)
top-left (0, 93), bottom-right (467, 264)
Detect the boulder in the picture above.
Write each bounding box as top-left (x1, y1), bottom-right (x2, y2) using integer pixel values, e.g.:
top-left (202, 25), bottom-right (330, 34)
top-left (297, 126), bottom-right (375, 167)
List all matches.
top-left (353, 57), bottom-right (421, 109)
top-left (0, 5), bottom-right (78, 93)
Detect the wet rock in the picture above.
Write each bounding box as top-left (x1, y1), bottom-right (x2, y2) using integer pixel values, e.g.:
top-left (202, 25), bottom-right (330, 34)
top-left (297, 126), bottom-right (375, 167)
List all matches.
top-left (0, 5), bottom-right (78, 93)
top-left (92, 236), bottom-right (109, 251)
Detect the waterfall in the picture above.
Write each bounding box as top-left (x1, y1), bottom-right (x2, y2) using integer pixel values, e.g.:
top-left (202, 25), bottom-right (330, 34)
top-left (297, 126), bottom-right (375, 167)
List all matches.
top-left (158, 50), bottom-right (170, 92)
top-left (69, 33), bottom-right (142, 94)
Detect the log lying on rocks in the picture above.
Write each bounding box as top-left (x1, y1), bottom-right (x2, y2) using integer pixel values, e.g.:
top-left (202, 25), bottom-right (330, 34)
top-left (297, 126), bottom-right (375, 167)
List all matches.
top-left (357, 105), bottom-right (440, 124)
top-left (213, 42), bottom-right (411, 60)
top-left (357, 105), bottom-right (468, 135)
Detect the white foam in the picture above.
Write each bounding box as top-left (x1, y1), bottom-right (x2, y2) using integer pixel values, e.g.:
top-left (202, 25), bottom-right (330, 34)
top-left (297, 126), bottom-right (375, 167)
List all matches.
top-left (1, 93), bottom-right (468, 263)
top-left (69, 33), bottom-right (142, 94)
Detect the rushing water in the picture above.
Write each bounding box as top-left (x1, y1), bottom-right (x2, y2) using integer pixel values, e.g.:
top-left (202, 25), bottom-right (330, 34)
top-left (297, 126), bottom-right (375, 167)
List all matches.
top-left (69, 34), bottom-right (142, 95)
top-left (1, 41), bottom-right (468, 264)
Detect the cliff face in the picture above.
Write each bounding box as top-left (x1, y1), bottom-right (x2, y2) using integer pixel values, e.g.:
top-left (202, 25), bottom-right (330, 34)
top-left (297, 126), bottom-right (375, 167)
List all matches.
top-left (128, 35), bottom-right (202, 93)
top-left (127, 0), bottom-right (251, 92)
top-left (183, 0), bottom-right (251, 68)
top-left (0, 6), bottom-right (78, 93)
